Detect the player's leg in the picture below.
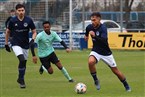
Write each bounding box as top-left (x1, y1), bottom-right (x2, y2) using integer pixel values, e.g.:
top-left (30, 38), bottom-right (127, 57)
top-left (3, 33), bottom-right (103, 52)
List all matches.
top-left (50, 52), bottom-right (74, 82)
top-left (39, 65), bottom-right (49, 74)
top-left (39, 64), bottom-right (44, 74)
top-left (39, 56), bottom-right (53, 74)
top-left (102, 54), bottom-right (131, 92)
top-left (47, 65), bottom-right (53, 74)
top-left (55, 61), bottom-right (74, 82)
top-left (17, 55), bottom-right (26, 88)
top-left (110, 67), bottom-right (131, 92)
top-left (12, 46), bottom-right (28, 88)
top-left (89, 51), bottom-right (101, 90)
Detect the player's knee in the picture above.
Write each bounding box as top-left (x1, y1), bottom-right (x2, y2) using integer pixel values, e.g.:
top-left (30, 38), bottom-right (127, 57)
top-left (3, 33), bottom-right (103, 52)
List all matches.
top-left (17, 54), bottom-right (25, 62)
top-left (48, 70), bottom-right (53, 74)
top-left (57, 66), bottom-right (63, 70)
top-left (56, 62), bottom-right (63, 70)
top-left (88, 60), bottom-right (96, 66)
top-left (88, 56), bottom-right (97, 66)
top-left (19, 60), bottom-right (26, 68)
top-left (48, 68), bottom-right (53, 74)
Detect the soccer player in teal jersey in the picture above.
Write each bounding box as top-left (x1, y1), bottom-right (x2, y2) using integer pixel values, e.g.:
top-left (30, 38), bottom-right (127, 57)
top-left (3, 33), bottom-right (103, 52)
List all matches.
top-left (35, 21), bottom-right (74, 82)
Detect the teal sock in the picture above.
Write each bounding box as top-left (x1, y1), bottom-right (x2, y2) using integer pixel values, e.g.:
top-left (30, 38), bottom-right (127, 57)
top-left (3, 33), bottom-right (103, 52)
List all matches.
top-left (61, 67), bottom-right (72, 80)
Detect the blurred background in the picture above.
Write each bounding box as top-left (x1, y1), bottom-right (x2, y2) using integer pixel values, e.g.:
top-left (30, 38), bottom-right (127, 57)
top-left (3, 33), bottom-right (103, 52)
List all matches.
top-left (0, 0), bottom-right (144, 49)
top-left (0, 0), bottom-right (145, 32)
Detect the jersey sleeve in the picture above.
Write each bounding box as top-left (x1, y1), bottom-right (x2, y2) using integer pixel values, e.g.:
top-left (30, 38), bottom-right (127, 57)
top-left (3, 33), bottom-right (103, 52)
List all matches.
top-left (85, 26), bottom-right (90, 37)
top-left (7, 19), bottom-right (13, 30)
top-left (29, 18), bottom-right (36, 30)
top-left (54, 32), bottom-right (62, 42)
top-left (101, 25), bottom-right (108, 39)
top-left (5, 16), bottom-right (11, 28)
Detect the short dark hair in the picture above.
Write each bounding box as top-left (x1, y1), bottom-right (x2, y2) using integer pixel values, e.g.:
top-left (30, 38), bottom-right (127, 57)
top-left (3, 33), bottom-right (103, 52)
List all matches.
top-left (10, 9), bottom-right (15, 12)
top-left (90, 12), bottom-right (101, 18)
top-left (42, 21), bottom-right (51, 26)
top-left (15, 4), bottom-right (25, 10)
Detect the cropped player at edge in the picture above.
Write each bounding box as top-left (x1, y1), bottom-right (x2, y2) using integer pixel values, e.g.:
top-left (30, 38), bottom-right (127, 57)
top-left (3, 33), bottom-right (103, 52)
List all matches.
top-left (84, 12), bottom-right (131, 92)
top-left (35, 21), bottom-right (74, 82)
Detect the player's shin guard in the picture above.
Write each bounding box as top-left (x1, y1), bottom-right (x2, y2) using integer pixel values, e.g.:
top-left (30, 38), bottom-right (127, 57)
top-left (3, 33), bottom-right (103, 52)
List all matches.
top-left (91, 72), bottom-right (98, 81)
top-left (17, 55), bottom-right (26, 80)
top-left (61, 67), bottom-right (72, 80)
top-left (18, 60), bottom-right (26, 80)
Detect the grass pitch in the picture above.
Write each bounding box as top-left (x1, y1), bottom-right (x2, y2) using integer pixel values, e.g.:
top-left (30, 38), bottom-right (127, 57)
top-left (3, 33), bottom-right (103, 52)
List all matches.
top-left (0, 49), bottom-right (144, 97)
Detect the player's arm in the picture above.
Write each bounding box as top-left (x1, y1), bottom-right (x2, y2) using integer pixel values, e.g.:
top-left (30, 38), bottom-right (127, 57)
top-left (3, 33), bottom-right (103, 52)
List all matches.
top-left (5, 28), bottom-right (10, 45)
top-left (5, 17), bottom-right (11, 28)
top-left (60, 40), bottom-right (68, 49)
top-left (29, 18), bottom-right (37, 48)
top-left (30, 29), bottom-right (37, 64)
top-left (29, 29), bottom-right (37, 56)
top-left (84, 26), bottom-right (90, 41)
top-left (5, 18), bottom-right (13, 52)
top-left (5, 28), bottom-right (11, 52)
top-left (54, 32), bottom-right (71, 52)
top-left (31, 29), bottom-right (37, 40)
top-left (60, 41), bottom-right (71, 53)
top-left (55, 32), bottom-right (70, 52)
top-left (89, 29), bottom-right (107, 42)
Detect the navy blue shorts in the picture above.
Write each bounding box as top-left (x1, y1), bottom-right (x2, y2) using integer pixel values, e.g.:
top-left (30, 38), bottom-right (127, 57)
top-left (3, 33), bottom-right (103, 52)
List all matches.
top-left (39, 52), bottom-right (59, 69)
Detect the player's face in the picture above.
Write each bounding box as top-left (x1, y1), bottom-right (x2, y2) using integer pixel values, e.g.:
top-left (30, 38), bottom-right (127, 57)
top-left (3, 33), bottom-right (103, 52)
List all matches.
top-left (43, 23), bottom-right (51, 33)
top-left (10, 12), bottom-right (15, 16)
top-left (16, 8), bottom-right (25, 18)
top-left (91, 16), bottom-right (101, 27)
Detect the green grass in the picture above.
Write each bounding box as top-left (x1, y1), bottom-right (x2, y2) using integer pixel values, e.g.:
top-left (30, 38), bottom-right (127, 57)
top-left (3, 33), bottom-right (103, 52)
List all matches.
top-left (0, 49), bottom-right (145, 97)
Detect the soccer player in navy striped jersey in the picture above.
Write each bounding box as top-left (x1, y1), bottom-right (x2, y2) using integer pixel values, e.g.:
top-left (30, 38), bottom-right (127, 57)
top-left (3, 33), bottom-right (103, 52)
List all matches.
top-left (84, 12), bottom-right (131, 92)
top-left (5, 4), bottom-right (37, 88)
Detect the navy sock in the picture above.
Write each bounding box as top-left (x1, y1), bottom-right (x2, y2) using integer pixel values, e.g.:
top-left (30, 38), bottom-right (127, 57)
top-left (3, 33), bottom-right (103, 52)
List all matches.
top-left (91, 72), bottom-right (98, 81)
top-left (17, 55), bottom-right (26, 80)
top-left (121, 79), bottom-right (129, 87)
top-left (18, 67), bottom-right (26, 80)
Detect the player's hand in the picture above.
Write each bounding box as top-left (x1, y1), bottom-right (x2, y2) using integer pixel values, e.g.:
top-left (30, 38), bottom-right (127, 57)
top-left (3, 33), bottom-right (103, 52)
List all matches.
top-left (89, 31), bottom-right (95, 37)
top-left (32, 56), bottom-right (37, 64)
top-left (66, 48), bottom-right (71, 53)
top-left (5, 45), bottom-right (11, 52)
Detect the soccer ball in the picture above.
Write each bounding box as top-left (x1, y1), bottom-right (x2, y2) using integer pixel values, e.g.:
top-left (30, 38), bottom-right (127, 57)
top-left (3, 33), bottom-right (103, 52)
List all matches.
top-left (75, 82), bottom-right (87, 94)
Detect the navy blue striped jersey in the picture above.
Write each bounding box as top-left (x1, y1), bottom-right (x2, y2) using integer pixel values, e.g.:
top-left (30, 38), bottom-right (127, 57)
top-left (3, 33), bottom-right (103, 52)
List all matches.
top-left (85, 23), bottom-right (112, 55)
top-left (8, 16), bottom-right (36, 49)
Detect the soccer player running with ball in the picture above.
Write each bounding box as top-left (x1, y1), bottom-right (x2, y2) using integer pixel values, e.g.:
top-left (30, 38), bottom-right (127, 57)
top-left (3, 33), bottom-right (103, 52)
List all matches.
top-left (35, 21), bottom-right (74, 82)
top-left (5, 4), bottom-right (37, 88)
top-left (84, 12), bottom-right (131, 92)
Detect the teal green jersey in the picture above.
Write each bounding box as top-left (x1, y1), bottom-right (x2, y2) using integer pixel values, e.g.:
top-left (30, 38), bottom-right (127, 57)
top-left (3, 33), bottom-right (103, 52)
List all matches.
top-left (35, 31), bottom-right (62, 58)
